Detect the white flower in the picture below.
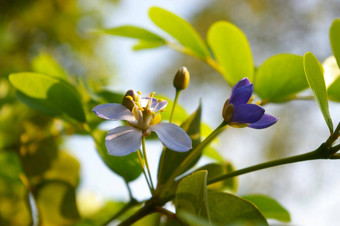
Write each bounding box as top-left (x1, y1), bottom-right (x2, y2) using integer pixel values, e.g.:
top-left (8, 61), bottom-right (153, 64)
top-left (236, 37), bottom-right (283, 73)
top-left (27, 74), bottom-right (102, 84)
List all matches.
top-left (93, 90), bottom-right (192, 156)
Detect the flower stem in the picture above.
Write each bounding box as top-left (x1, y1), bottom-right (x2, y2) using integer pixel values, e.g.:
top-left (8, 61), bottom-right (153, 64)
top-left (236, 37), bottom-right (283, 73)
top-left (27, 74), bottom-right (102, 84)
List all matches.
top-left (169, 90), bottom-right (181, 123)
top-left (137, 150), bottom-right (153, 195)
top-left (207, 143), bottom-right (330, 185)
top-left (142, 136), bottom-right (155, 194)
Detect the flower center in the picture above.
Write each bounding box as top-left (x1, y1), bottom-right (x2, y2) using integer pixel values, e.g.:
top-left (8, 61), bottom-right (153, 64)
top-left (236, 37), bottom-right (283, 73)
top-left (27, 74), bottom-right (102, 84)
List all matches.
top-left (126, 91), bottom-right (164, 131)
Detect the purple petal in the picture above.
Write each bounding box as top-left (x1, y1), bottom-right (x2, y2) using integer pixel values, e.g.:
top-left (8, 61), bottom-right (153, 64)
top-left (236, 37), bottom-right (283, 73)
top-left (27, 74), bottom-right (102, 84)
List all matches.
top-left (93, 103), bottom-right (135, 122)
top-left (229, 84), bottom-right (253, 106)
top-left (149, 123), bottom-right (192, 152)
top-left (232, 78), bottom-right (251, 93)
top-left (105, 126), bottom-right (142, 156)
top-left (154, 100), bottom-right (167, 112)
top-left (249, 114), bottom-right (278, 129)
top-left (231, 104), bottom-right (265, 123)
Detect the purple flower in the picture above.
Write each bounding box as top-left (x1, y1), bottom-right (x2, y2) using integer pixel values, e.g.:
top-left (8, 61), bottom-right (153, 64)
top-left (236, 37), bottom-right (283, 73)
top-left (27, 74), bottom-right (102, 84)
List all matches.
top-left (93, 90), bottom-right (192, 156)
top-left (222, 78), bottom-right (278, 129)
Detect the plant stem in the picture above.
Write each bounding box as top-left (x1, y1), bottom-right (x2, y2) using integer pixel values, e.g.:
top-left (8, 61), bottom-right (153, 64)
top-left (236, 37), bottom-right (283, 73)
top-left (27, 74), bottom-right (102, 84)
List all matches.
top-left (102, 199), bottom-right (139, 226)
top-left (207, 144), bottom-right (329, 185)
top-left (137, 150), bottom-right (153, 195)
top-left (118, 199), bottom-right (156, 226)
top-left (169, 90), bottom-right (180, 123)
top-left (124, 180), bottom-right (134, 201)
top-left (142, 136), bottom-right (155, 193)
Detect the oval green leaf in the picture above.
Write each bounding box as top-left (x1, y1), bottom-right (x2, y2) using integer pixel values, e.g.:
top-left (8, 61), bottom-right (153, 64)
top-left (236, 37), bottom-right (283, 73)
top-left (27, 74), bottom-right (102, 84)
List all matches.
top-left (32, 52), bottom-right (68, 81)
top-left (9, 72), bottom-right (86, 122)
top-left (208, 191), bottom-right (268, 225)
top-left (303, 52), bottom-right (333, 132)
top-left (103, 25), bottom-right (165, 42)
top-left (149, 7), bottom-right (210, 59)
top-left (207, 21), bottom-right (254, 85)
top-left (37, 181), bottom-right (80, 225)
top-left (330, 18), bottom-right (340, 68)
top-left (243, 194), bottom-right (291, 223)
top-left (255, 54), bottom-right (308, 102)
top-left (175, 170), bottom-right (210, 221)
top-left (197, 162), bottom-right (238, 193)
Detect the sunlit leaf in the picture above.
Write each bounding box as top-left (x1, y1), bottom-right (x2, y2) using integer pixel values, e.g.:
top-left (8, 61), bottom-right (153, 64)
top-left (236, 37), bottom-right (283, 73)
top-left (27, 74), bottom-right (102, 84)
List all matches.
top-left (175, 170), bottom-right (210, 221)
top-left (197, 162), bottom-right (237, 193)
top-left (149, 7), bottom-right (210, 59)
top-left (133, 40), bottom-right (165, 50)
top-left (207, 21), bottom-right (254, 85)
top-left (157, 104), bottom-right (201, 189)
top-left (255, 54), bottom-right (308, 102)
top-left (177, 211), bottom-right (211, 226)
top-left (328, 77), bottom-right (340, 102)
top-left (43, 151), bottom-right (80, 187)
top-left (243, 194), bottom-right (291, 223)
top-left (303, 52), bottom-right (333, 132)
top-left (208, 191), bottom-right (268, 225)
top-left (330, 18), bottom-right (340, 68)
top-left (37, 181), bottom-right (80, 225)
top-left (32, 52), bottom-right (68, 81)
top-left (133, 213), bottom-right (161, 226)
top-left (203, 146), bottom-right (224, 163)
top-left (103, 25), bottom-right (165, 43)
top-left (9, 72), bottom-right (86, 122)
top-left (92, 130), bottom-right (142, 182)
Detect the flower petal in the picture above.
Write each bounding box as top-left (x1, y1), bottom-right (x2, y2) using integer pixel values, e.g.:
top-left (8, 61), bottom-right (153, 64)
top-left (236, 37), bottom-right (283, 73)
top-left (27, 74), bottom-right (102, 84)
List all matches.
top-left (229, 84), bottom-right (253, 106)
top-left (149, 122), bottom-right (192, 152)
top-left (232, 77), bottom-right (251, 93)
top-left (93, 103), bottom-right (135, 122)
top-left (154, 100), bottom-right (167, 112)
top-left (231, 104), bottom-right (265, 123)
top-left (141, 97), bottom-right (157, 108)
top-left (249, 114), bottom-right (278, 129)
top-left (105, 126), bottom-right (142, 156)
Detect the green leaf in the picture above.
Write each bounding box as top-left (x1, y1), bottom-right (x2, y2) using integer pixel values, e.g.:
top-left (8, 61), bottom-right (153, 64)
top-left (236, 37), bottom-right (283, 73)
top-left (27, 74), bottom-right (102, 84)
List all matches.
top-left (92, 130), bottom-right (142, 182)
top-left (9, 72), bottom-right (86, 122)
top-left (208, 191), bottom-right (268, 225)
top-left (203, 146), bottom-right (224, 163)
top-left (43, 151), bottom-right (80, 187)
top-left (243, 194), bottom-right (291, 223)
top-left (37, 181), bottom-right (80, 225)
top-left (103, 25), bottom-right (165, 43)
top-left (133, 40), bottom-right (165, 50)
top-left (177, 212), bottom-right (211, 226)
top-left (157, 104), bottom-right (201, 188)
top-left (330, 18), bottom-right (340, 68)
top-left (255, 54), bottom-right (308, 102)
top-left (207, 21), bottom-right (254, 85)
top-left (149, 7), bottom-right (210, 59)
top-left (155, 95), bottom-right (188, 122)
top-left (328, 77), bottom-right (340, 102)
top-left (197, 162), bottom-right (238, 193)
top-left (175, 170), bottom-right (210, 221)
top-left (31, 52), bottom-right (68, 81)
top-left (303, 52), bottom-right (333, 132)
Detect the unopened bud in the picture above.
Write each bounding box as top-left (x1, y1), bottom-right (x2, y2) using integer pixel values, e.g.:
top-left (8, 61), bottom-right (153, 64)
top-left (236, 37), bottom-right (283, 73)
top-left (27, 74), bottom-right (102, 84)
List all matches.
top-left (222, 99), bottom-right (234, 123)
top-left (173, 66), bottom-right (190, 91)
top-left (122, 89), bottom-right (137, 111)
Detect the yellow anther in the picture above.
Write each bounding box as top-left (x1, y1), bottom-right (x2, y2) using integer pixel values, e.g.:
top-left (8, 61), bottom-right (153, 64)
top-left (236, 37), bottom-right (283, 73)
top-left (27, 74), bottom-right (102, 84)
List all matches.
top-left (137, 91), bottom-right (141, 95)
top-left (160, 109), bottom-right (166, 112)
top-left (157, 99), bottom-right (164, 102)
top-left (256, 100), bottom-right (261, 105)
top-left (149, 92), bottom-right (156, 98)
top-left (247, 95), bottom-right (254, 104)
top-left (125, 96), bottom-right (133, 101)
